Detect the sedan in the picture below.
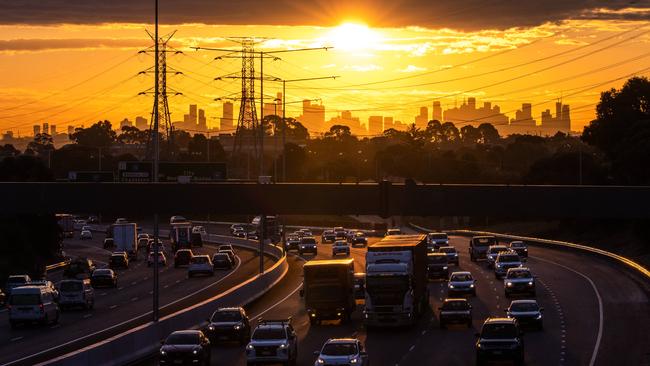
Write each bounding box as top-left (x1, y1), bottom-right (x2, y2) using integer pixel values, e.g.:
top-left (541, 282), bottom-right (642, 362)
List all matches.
top-left (147, 252), bottom-right (167, 267)
top-left (212, 253), bottom-right (234, 270)
top-left (314, 338), bottom-right (368, 366)
top-left (188, 255), bottom-right (214, 277)
top-left (90, 269), bottom-right (117, 288)
top-left (80, 230), bottom-right (92, 240)
top-left (505, 299), bottom-right (544, 330)
top-left (438, 246), bottom-right (460, 266)
top-left (439, 298), bottom-right (472, 328)
top-left (159, 330), bottom-right (211, 366)
top-left (332, 240), bottom-right (350, 256)
top-left (448, 271), bottom-right (476, 296)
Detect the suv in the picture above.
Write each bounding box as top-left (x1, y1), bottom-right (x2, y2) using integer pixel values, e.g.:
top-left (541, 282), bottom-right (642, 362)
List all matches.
top-left (438, 246), bottom-right (459, 266)
top-left (427, 232), bottom-right (449, 251)
top-left (505, 299), bottom-right (544, 330)
top-left (285, 236), bottom-right (301, 252)
top-left (332, 240), bottom-right (350, 256)
top-left (90, 269), bottom-right (117, 288)
top-left (246, 319), bottom-right (298, 366)
top-left (333, 227), bottom-right (347, 240)
top-left (485, 245), bottom-right (510, 268)
top-left (174, 249), bottom-right (194, 267)
top-left (350, 232), bottom-right (368, 247)
top-left (159, 330), bottom-right (211, 366)
top-left (206, 307), bottom-right (251, 344)
top-left (321, 230), bottom-right (336, 243)
top-left (504, 268), bottom-right (536, 297)
top-left (427, 253), bottom-right (450, 279)
top-left (494, 252), bottom-right (522, 279)
top-left (8, 286), bottom-right (59, 328)
top-left (314, 338), bottom-right (368, 366)
top-left (109, 252), bottom-right (129, 269)
top-left (469, 236), bottom-right (497, 262)
top-left (439, 298), bottom-right (472, 328)
top-left (58, 279), bottom-right (94, 310)
top-left (5, 275), bottom-right (32, 296)
top-left (509, 241), bottom-right (528, 258)
top-left (475, 318), bottom-right (524, 366)
top-left (299, 237), bottom-right (318, 256)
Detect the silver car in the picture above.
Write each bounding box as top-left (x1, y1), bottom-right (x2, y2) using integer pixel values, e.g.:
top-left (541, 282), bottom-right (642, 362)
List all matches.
top-left (494, 252), bottom-right (523, 279)
top-left (504, 267), bottom-right (536, 297)
top-left (314, 338), bottom-right (368, 366)
top-left (246, 319), bottom-right (298, 365)
top-left (486, 245), bottom-right (510, 268)
top-left (447, 271), bottom-right (476, 296)
top-left (8, 286), bottom-right (59, 328)
top-left (506, 299), bottom-right (544, 330)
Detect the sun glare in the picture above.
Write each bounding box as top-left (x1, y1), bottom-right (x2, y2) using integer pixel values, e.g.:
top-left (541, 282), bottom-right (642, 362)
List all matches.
top-left (325, 22), bottom-right (382, 51)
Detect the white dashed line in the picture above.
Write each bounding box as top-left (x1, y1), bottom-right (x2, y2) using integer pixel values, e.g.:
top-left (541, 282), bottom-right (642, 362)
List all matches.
top-left (50, 324), bottom-right (61, 329)
top-left (83, 314), bottom-right (92, 319)
top-left (10, 337), bottom-right (23, 342)
top-left (130, 281), bottom-right (137, 286)
top-left (109, 305), bottom-right (118, 309)
top-left (131, 297), bottom-right (139, 302)
top-left (117, 287), bottom-right (123, 290)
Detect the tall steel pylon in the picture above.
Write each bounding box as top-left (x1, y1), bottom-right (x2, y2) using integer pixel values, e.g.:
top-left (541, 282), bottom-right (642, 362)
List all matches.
top-left (234, 38), bottom-right (259, 162)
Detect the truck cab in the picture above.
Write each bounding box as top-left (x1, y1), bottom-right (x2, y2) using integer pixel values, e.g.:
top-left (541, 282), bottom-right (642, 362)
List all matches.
top-left (469, 236), bottom-right (498, 262)
top-left (302, 259), bottom-right (355, 324)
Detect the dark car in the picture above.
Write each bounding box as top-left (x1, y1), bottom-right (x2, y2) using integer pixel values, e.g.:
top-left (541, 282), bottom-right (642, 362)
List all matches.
top-left (321, 230), bottom-right (336, 243)
top-left (469, 236), bottom-right (498, 262)
top-left (505, 300), bottom-right (544, 330)
top-left (109, 252), bottom-right (129, 269)
top-left (174, 249), bottom-right (194, 268)
top-left (299, 237), bottom-right (318, 255)
top-left (90, 268), bottom-right (117, 288)
top-left (212, 253), bottom-right (234, 270)
top-left (353, 273), bottom-right (366, 300)
top-left (63, 258), bottom-right (96, 279)
top-left (5, 275), bottom-right (32, 296)
top-left (0, 288), bottom-right (5, 306)
top-left (219, 249), bottom-right (237, 264)
top-left (439, 298), bottom-right (472, 328)
top-left (159, 330), bottom-right (211, 366)
top-left (284, 236), bottom-right (301, 252)
top-left (509, 241), bottom-right (528, 258)
top-left (350, 232), bottom-right (368, 247)
top-left (103, 238), bottom-right (114, 249)
top-left (475, 318), bottom-right (524, 366)
top-left (205, 307), bottom-right (251, 344)
top-left (427, 253), bottom-right (450, 280)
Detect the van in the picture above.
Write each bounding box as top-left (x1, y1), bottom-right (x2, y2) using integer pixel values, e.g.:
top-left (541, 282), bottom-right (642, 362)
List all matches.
top-left (58, 279), bottom-right (94, 310)
top-left (8, 286), bottom-right (60, 328)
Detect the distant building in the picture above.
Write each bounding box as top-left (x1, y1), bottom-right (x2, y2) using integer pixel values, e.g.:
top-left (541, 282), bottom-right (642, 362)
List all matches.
top-left (297, 100), bottom-right (325, 132)
top-left (443, 97), bottom-right (509, 128)
top-left (383, 117), bottom-right (394, 131)
top-left (42, 123), bottom-right (49, 135)
top-left (220, 102), bottom-right (234, 132)
top-left (415, 107), bottom-right (428, 127)
top-left (33, 125), bottom-right (40, 136)
top-left (50, 125), bottom-right (57, 136)
top-left (327, 110), bottom-right (364, 135)
top-left (263, 92), bottom-right (282, 118)
top-left (432, 101), bottom-right (442, 122)
top-left (540, 102), bottom-right (571, 134)
top-left (368, 116), bottom-right (384, 135)
top-left (67, 125), bottom-right (75, 136)
top-left (120, 118), bottom-right (133, 129)
top-left (135, 116), bottom-right (148, 130)
top-left (198, 109), bottom-right (207, 132)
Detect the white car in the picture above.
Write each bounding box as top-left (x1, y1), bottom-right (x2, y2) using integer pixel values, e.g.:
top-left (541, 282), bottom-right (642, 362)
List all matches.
top-left (147, 252), bottom-right (167, 267)
top-left (332, 240), bottom-right (350, 256)
top-left (80, 229), bottom-right (92, 240)
top-left (448, 271), bottom-right (476, 296)
top-left (188, 255), bottom-right (214, 277)
top-left (314, 338), bottom-right (369, 366)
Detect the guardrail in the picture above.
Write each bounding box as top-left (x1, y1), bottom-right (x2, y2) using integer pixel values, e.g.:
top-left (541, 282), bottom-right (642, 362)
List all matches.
top-left (39, 237), bottom-right (288, 366)
top-left (45, 259), bottom-right (70, 273)
top-left (409, 223), bottom-right (650, 281)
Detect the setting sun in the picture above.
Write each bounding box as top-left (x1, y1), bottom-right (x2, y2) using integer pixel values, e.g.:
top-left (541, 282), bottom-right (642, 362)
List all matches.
top-left (325, 22), bottom-right (382, 51)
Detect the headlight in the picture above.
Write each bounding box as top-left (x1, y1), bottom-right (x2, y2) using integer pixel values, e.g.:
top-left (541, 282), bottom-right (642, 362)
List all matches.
top-left (524, 248), bottom-right (528, 251)
top-left (528, 281), bottom-right (534, 286)
top-left (470, 283), bottom-right (475, 288)
top-left (317, 359), bottom-right (325, 365)
top-left (496, 264), bottom-right (502, 268)
top-left (350, 357), bottom-right (359, 364)
top-left (443, 266), bottom-right (448, 270)
top-left (234, 324), bottom-right (241, 330)
top-left (160, 350), bottom-right (166, 355)
top-left (279, 343), bottom-right (287, 349)
top-left (536, 314), bottom-right (543, 319)
top-left (246, 344), bottom-right (254, 350)
top-left (192, 349), bottom-right (198, 355)
top-left (506, 282), bottom-right (513, 287)
top-left (449, 284), bottom-right (455, 288)
top-left (208, 325), bottom-right (215, 331)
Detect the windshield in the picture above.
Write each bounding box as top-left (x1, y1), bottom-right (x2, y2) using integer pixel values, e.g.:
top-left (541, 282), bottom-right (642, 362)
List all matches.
top-left (473, 237), bottom-right (496, 247)
top-left (366, 275), bottom-right (409, 305)
top-left (252, 328), bottom-right (286, 340)
top-left (7, 277), bottom-right (27, 284)
top-left (482, 324), bottom-right (518, 339)
top-left (489, 247), bottom-right (508, 254)
top-left (302, 238), bottom-right (316, 244)
top-left (442, 301), bottom-right (470, 310)
top-left (510, 242), bottom-right (526, 248)
top-left (498, 255), bottom-right (520, 262)
top-left (334, 242), bottom-right (347, 247)
top-left (439, 247), bottom-right (456, 254)
top-left (428, 255), bottom-right (448, 264)
top-left (450, 274), bottom-right (473, 282)
top-left (166, 333), bottom-right (199, 345)
top-left (510, 303), bottom-right (539, 312)
top-left (60, 282), bottom-right (82, 292)
top-left (322, 343), bottom-right (358, 356)
top-left (429, 234), bottom-right (447, 240)
top-left (192, 257), bottom-right (209, 264)
top-left (211, 311), bottom-right (242, 322)
top-left (10, 294), bottom-right (40, 305)
top-left (93, 269), bottom-right (112, 276)
top-left (110, 256), bottom-right (124, 262)
top-left (507, 270), bottom-right (531, 279)
top-left (306, 284), bottom-right (346, 302)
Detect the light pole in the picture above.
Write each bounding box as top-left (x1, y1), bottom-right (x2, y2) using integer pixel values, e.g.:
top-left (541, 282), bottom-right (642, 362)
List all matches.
top-left (152, 0), bottom-right (161, 323)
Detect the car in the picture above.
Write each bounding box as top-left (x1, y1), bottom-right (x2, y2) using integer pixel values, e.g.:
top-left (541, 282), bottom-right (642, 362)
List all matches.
top-left (219, 248), bottom-right (237, 264)
top-left (192, 225), bottom-right (207, 235)
top-left (313, 338), bottom-right (369, 366)
top-left (5, 274), bottom-right (32, 296)
top-left (58, 279), bottom-right (94, 310)
top-left (81, 225), bottom-right (92, 231)
top-left (87, 215), bottom-right (99, 224)
top-left (109, 252), bottom-right (129, 269)
top-left (469, 235), bottom-right (498, 262)
top-left (233, 228), bottom-right (247, 238)
top-left (505, 299), bottom-right (544, 330)
top-left (448, 271), bottom-right (476, 296)
top-left (504, 267), bottom-right (536, 297)
top-left (485, 245), bottom-right (510, 268)
top-left (427, 253), bottom-right (450, 280)
top-left (212, 253), bottom-right (234, 270)
top-left (169, 215), bottom-right (187, 225)
top-left (159, 330), bottom-right (211, 366)
top-left (353, 273), bottom-right (366, 300)
top-left (350, 232), bottom-right (368, 247)
top-left (285, 236), bottom-right (301, 252)
top-left (205, 307), bottom-right (251, 344)
top-left (299, 237), bottom-right (318, 256)
top-left (146, 238), bottom-right (165, 254)
top-left (475, 318), bottom-right (524, 366)
top-left (230, 224), bottom-right (244, 234)
top-left (494, 252), bottom-right (523, 279)
top-left (427, 232), bottom-right (449, 251)
top-left (386, 228), bottom-right (402, 236)
top-left (219, 244), bottom-right (234, 252)
top-left (299, 229), bottom-right (313, 237)
top-left (246, 319), bottom-right (298, 366)
top-left (332, 240), bottom-right (350, 256)
top-left (137, 237), bottom-right (149, 250)
top-left (0, 289), bottom-right (5, 306)
top-left (174, 249), bottom-right (194, 267)
top-left (247, 231), bottom-right (260, 240)
top-left (188, 255), bottom-right (214, 277)
top-left (321, 230), bottom-right (336, 243)
top-left (438, 246), bottom-right (460, 266)
top-left (90, 268), bottom-right (117, 288)
top-left (103, 237), bottom-right (114, 249)
top-left (73, 219), bottom-right (87, 230)
top-left (63, 258), bottom-right (96, 279)
top-left (137, 233), bottom-right (150, 241)
top-left (439, 298), bottom-right (472, 328)
top-left (80, 229), bottom-right (92, 240)
top-left (8, 286), bottom-right (59, 328)
top-left (27, 280), bottom-right (59, 302)
top-left (333, 227), bottom-right (347, 240)
top-left (509, 241), bottom-right (528, 258)
top-left (114, 218), bottom-right (128, 224)
top-left (148, 251), bottom-right (167, 267)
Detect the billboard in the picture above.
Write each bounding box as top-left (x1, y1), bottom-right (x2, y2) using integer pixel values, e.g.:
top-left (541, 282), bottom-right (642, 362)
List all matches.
top-left (118, 161), bottom-right (227, 182)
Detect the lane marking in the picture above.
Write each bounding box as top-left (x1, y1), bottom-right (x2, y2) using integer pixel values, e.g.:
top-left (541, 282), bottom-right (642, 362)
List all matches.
top-left (250, 255), bottom-right (306, 320)
top-left (109, 305), bottom-right (118, 309)
top-left (532, 255), bottom-right (603, 366)
top-left (50, 324), bottom-right (61, 329)
top-left (10, 337), bottom-right (23, 342)
top-left (131, 297), bottom-right (139, 302)
top-left (83, 314), bottom-right (92, 319)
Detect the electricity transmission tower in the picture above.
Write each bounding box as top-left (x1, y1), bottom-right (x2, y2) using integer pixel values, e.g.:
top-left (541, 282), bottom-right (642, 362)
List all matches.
top-left (140, 31), bottom-right (181, 160)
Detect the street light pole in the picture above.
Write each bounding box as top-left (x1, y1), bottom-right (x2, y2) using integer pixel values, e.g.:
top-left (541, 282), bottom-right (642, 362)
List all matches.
top-left (152, 0), bottom-right (160, 323)
top-left (282, 80), bottom-right (286, 182)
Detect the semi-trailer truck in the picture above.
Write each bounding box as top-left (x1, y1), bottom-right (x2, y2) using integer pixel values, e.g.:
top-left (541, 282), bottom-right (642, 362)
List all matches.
top-left (302, 259), bottom-right (355, 325)
top-left (56, 214), bottom-right (75, 238)
top-left (113, 223), bottom-right (138, 259)
top-left (364, 234), bottom-right (428, 327)
top-left (170, 222), bottom-right (192, 252)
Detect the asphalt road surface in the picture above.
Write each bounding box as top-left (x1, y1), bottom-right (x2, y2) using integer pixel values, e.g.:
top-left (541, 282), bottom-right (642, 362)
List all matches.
top-left (140, 228), bottom-right (650, 366)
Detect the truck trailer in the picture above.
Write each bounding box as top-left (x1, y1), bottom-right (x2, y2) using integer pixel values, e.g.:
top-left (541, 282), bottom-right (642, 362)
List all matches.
top-left (113, 223), bottom-right (138, 259)
top-left (302, 259), bottom-right (355, 325)
top-left (170, 222), bottom-right (192, 252)
top-left (364, 234), bottom-right (429, 327)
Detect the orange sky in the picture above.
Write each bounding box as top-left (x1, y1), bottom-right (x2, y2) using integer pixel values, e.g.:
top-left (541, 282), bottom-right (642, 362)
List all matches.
top-left (1, 16), bottom-right (649, 135)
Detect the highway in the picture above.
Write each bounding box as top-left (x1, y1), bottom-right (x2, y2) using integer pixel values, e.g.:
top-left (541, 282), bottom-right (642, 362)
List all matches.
top-left (0, 228), bottom-right (273, 366)
top-left (138, 226), bottom-right (650, 366)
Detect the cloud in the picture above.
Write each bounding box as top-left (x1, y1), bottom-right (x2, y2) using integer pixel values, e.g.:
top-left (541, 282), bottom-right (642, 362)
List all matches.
top-left (1, 1), bottom-right (649, 30)
top-left (0, 38), bottom-right (146, 52)
top-left (397, 65), bottom-right (426, 72)
top-left (344, 64), bottom-right (383, 72)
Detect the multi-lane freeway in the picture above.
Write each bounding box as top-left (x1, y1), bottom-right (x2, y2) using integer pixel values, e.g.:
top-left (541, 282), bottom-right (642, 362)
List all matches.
top-left (139, 226), bottom-right (650, 366)
top-left (0, 227), bottom-right (273, 366)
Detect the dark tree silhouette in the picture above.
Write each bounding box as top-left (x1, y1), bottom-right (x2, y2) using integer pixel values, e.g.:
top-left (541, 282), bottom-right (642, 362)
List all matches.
top-left (70, 120), bottom-right (117, 147)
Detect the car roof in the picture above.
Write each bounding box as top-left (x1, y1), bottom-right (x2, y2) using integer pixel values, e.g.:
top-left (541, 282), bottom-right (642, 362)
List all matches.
top-left (484, 317), bottom-right (517, 325)
top-left (216, 306), bottom-right (242, 312)
top-left (497, 251), bottom-right (519, 257)
top-left (325, 338), bottom-right (359, 344)
top-left (510, 299), bottom-right (538, 305)
top-left (427, 253), bottom-right (447, 257)
top-left (170, 329), bottom-right (200, 335)
top-left (10, 286), bottom-right (43, 294)
top-left (450, 271), bottom-right (471, 276)
top-left (507, 267), bottom-right (530, 272)
top-left (438, 246), bottom-right (456, 250)
top-left (443, 298), bottom-right (468, 303)
top-left (193, 254), bottom-right (210, 258)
